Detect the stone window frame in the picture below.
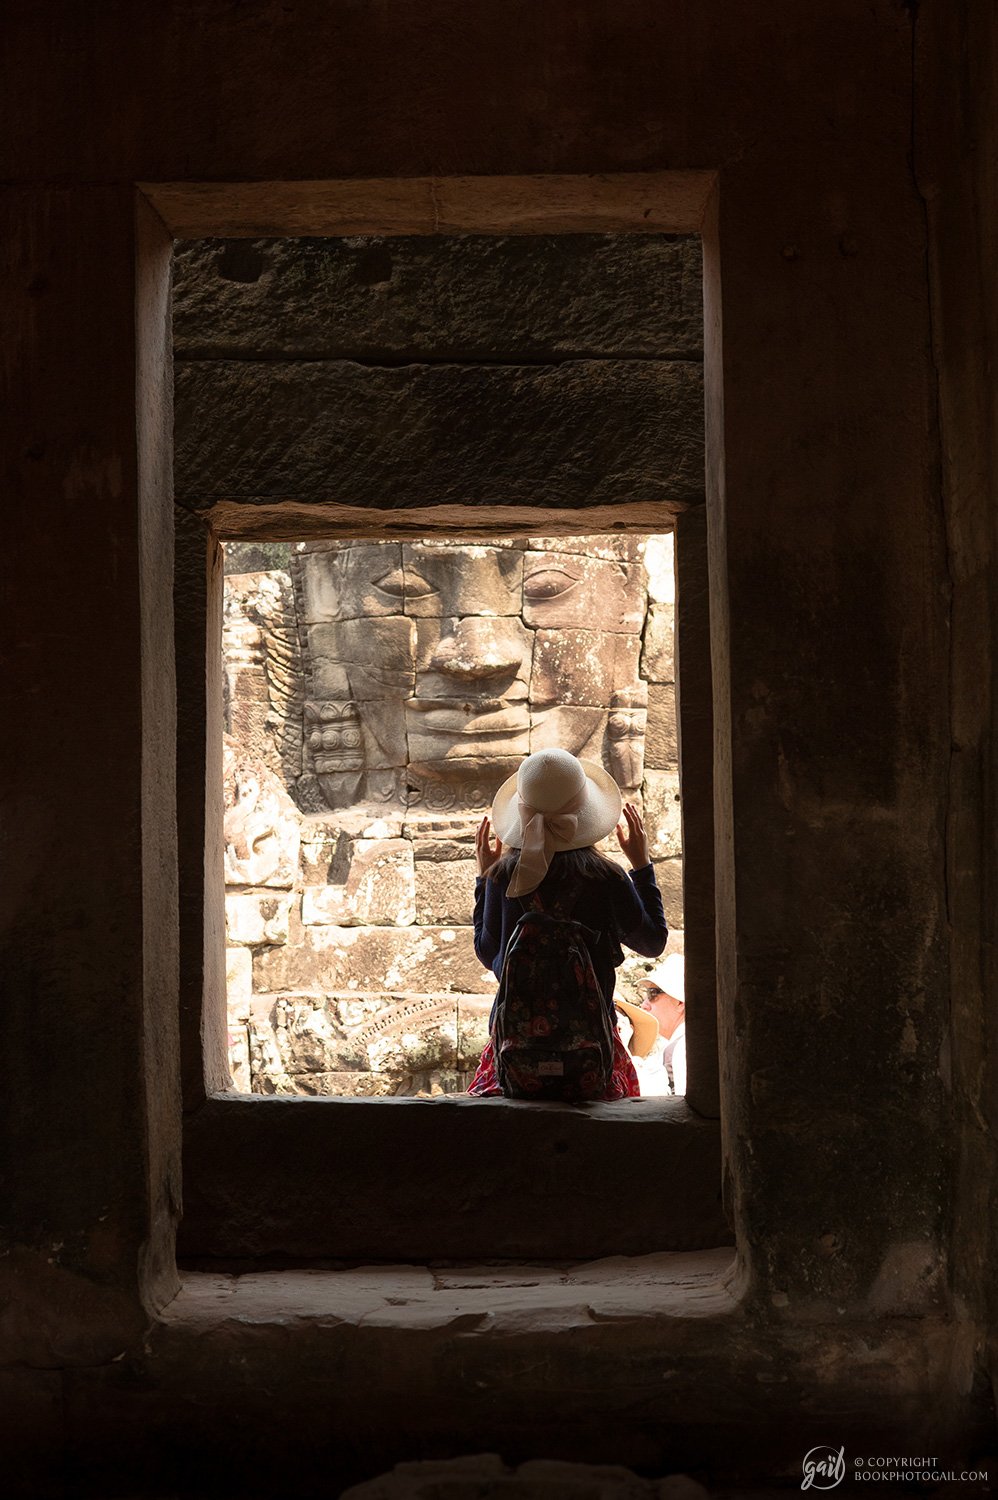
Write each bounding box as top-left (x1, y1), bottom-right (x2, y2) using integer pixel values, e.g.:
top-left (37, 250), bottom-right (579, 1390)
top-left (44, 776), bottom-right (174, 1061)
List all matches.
top-left (151, 172), bottom-right (729, 1259)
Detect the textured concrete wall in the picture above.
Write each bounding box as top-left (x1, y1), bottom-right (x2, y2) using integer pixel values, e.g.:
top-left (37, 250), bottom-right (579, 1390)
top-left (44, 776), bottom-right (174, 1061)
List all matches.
top-left (2, 0), bottom-right (992, 1487)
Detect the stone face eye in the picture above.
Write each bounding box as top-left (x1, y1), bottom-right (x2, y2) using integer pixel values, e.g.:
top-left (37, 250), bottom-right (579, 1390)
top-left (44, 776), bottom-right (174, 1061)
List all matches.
top-left (373, 568), bottom-right (406, 598)
top-left (372, 568), bottom-right (438, 600)
top-left (402, 571), bottom-right (437, 599)
top-left (523, 567), bottom-right (580, 600)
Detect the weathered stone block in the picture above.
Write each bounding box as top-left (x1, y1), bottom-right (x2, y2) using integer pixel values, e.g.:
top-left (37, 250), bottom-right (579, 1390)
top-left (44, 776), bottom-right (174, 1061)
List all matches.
top-left (326, 990), bottom-right (417, 1031)
top-left (654, 856), bottom-right (685, 929)
top-left (363, 995), bottom-right (459, 1078)
top-left (529, 705), bottom-right (607, 762)
top-left (225, 947), bottom-right (253, 1020)
top-left (530, 629), bottom-right (640, 708)
top-left (643, 769), bottom-right (683, 859)
top-left (414, 857), bottom-right (478, 925)
top-left (306, 618), bottom-right (414, 769)
top-left (645, 683), bottom-right (679, 768)
top-left (226, 1022), bottom-right (252, 1093)
top-left (223, 739), bottom-right (301, 888)
top-left (402, 811), bottom-right (481, 840)
top-left (279, 993), bottom-right (356, 1073)
top-left (301, 839), bottom-right (415, 926)
top-left (300, 811), bottom-right (406, 876)
top-left (253, 924), bottom-right (495, 994)
top-left (266, 992), bottom-right (483, 1093)
top-left (526, 533), bottom-right (645, 562)
top-left (174, 360), bottom-right (705, 509)
top-left (523, 553), bottom-right (646, 633)
top-left (292, 1071), bottom-right (395, 1097)
top-left (402, 542), bottom-right (523, 618)
top-left (298, 542), bottom-right (404, 623)
top-left (297, 822), bottom-right (340, 884)
top-left (308, 617), bottom-right (416, 700)
top-left (405, 757), bottom-right (522, 812)
top-left (222, 569), bottom-right (302, 782)
top-left (407, 835), bottom-right (476, 862)
top-left (456, 995), bottom-right (493, 1069)
top-left (225, 891), bottom-right (294, 946)
top-left (251, 1069), bottom-right (323, 1096)
top-left (644, 532), bottom-right (675, 603)
top-left (641, 601), bottom-right (675, 684)
top-left (172, 234), bottom-right (703, 361)
top-left (255, 993), bottom-right (370, 1074)
top-left (246, 1004), bottom-right (286, 1090)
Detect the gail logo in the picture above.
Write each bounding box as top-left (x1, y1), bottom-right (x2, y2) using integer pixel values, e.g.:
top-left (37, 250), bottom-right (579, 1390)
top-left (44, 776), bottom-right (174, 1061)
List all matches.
top-left (801, 1446), bottom-right (846, 1491)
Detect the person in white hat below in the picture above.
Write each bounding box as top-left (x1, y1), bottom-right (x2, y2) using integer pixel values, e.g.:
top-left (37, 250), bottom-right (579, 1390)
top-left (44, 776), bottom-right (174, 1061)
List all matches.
top-left (638, 953), bottom-right (686, 1095)
top-left (468, 748), bottom-right (668, 1098)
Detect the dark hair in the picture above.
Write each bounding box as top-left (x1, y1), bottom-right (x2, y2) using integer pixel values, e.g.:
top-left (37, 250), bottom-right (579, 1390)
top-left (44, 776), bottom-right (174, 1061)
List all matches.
top-left (487, 845), bottom-right (628, 891)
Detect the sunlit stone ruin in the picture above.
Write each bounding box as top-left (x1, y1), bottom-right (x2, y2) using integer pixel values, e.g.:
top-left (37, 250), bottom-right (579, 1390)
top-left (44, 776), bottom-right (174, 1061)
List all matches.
top-left (222, 533), bottom-right (683, 1095)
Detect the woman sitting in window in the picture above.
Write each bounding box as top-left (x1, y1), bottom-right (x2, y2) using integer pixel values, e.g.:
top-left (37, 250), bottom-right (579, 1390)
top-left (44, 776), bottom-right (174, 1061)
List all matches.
top-left (469, 748), bottom-right (668, 1099)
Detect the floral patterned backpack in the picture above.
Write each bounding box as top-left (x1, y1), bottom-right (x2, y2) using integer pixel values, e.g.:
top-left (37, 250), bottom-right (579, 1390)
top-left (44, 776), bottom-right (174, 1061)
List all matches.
top-left (492, 888), bottom-right (615, 1101)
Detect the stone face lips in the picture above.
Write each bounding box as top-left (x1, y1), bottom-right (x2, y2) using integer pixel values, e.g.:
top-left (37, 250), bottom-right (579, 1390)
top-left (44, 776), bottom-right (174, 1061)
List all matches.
top-left (172, 234), bottom-right (703, 361)
top-left (173, 359), bottom-right (704, 507)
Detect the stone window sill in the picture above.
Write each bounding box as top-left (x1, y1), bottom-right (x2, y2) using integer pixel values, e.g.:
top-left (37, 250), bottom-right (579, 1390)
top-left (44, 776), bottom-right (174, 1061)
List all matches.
top-left (180, 1093), bottom-right (731, 1262)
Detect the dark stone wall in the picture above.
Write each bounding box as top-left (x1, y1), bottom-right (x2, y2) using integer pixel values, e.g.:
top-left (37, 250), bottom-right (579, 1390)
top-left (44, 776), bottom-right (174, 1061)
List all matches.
top-left (175, 357), bottom-right (703, 508)
top-left (173, 234), bottom-right (703, 360)
top-left (917, 0), bottom-right (998, 1377)
top-left (173, 235), bottom-right (704, 510)
top-left (2, 0), bottom-right (994, 1485)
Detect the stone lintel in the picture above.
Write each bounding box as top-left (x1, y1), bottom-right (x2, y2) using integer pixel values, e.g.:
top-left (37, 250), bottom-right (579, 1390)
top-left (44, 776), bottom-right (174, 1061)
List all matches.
top-left (202, 500), bottom-right (691, 544)
top-left (173, 233), bottom-right (702, 361)
top-left (174, 360), bottom-right (704, 507)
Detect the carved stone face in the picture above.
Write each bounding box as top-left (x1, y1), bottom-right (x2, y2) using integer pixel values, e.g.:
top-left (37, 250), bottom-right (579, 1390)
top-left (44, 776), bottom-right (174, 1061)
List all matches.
top-left (295, 537), bottom-right (650, 810)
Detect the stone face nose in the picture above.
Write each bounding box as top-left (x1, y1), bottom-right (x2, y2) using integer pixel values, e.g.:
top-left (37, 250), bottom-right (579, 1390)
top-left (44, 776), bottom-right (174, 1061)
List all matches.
top-left (427, 617), bottom-right (524, 681)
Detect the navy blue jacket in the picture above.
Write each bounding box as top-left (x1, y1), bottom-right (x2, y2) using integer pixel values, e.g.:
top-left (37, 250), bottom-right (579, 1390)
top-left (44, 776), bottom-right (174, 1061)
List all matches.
top-left (473, 854), bottom-right (668, 1027)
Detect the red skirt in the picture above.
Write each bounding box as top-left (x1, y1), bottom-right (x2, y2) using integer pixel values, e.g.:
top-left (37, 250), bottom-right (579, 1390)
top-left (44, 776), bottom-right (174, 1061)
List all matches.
top-left (467, 1028), bottom-right (641, 1100)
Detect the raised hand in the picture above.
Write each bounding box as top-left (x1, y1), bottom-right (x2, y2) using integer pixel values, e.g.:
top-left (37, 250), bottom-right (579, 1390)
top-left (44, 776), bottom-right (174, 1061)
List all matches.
top-left (475, 815), bottom-right (504, 876)
top-left (615, 801), bottom-right (651, 870)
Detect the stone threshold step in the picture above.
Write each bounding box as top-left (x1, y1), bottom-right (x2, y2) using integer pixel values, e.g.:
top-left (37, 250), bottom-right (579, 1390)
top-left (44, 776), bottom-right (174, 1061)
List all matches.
top-left (162, 1249), bottom-right (738, 1333)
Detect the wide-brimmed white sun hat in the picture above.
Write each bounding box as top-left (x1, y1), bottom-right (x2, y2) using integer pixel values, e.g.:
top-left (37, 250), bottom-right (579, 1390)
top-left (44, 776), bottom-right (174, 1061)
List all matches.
top-left (491, 748), bottom-right (623, 896)
top-left (491, 748), bottom-right (622, 850)
top-left (643, 952), bottom-right (685, 1004)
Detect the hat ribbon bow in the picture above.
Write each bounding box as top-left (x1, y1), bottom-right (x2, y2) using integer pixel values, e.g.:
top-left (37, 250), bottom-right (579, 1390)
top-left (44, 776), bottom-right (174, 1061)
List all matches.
top-left (508, 787), bottom-right (587, 897)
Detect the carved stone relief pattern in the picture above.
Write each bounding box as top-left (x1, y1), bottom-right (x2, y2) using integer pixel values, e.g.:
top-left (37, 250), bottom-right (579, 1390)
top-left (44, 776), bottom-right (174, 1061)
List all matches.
top-left (222, 533), bottom-right (682, 1096)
